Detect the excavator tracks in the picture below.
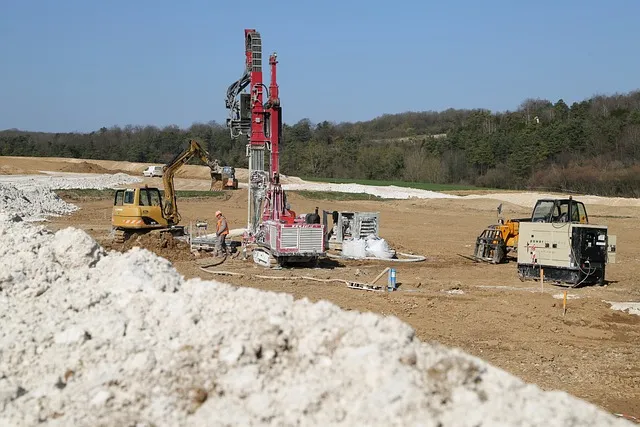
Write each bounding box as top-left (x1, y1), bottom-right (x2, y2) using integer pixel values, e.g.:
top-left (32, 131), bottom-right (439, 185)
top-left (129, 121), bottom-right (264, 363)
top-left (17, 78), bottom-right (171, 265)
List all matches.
top-left (112, 228), bottom-right (182, 245)
top-left (113, 229), bottom-right (128, 244)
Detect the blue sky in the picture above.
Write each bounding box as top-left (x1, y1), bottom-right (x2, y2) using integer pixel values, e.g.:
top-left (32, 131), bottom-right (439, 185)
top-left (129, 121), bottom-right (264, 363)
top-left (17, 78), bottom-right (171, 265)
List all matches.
top-left (0, 0), bottom-right (639, 132)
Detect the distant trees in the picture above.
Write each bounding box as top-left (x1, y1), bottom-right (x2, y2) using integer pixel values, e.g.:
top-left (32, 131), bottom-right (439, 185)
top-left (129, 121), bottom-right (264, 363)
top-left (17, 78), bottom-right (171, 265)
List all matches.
top-left (2, 90), bottom-right (640, 197)
top-left (0, 122), bottom-right (247, 168)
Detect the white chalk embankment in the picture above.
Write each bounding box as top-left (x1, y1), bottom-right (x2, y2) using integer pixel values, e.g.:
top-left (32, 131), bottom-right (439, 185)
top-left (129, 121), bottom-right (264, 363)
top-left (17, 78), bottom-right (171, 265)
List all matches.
top-left (283, 181), bottom-right (640, 208)
top-left (0, 185), bottom-right (79, 221)
top-left (0, 212), bottom-right (631, 427)
top-left (0, 172), bottom-right (142, 191)
top-left (0, 172), bottom-right (142, 221)
top-left (282, 182), bottom-right (460, 200)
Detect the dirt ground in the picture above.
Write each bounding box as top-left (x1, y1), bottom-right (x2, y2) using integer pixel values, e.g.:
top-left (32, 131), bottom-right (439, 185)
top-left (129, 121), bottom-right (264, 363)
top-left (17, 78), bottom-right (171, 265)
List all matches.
top-left (39, 185), bottom-right (640, 421)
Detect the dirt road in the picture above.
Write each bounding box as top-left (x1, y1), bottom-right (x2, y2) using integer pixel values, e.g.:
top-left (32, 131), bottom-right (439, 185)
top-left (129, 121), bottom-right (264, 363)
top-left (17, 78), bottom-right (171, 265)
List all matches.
top-left (44, 187), bottom-right (640, 420)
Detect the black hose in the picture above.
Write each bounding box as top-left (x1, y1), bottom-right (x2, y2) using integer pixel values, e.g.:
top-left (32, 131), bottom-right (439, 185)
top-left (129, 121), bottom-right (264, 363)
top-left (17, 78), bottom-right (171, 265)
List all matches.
top-left (198, 254), bottom-right (227, 268)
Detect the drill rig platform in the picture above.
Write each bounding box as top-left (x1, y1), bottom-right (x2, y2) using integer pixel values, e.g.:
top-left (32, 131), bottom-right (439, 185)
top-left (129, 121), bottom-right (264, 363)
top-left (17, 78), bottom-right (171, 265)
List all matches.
top-left (226, 29), bottom-right (325, 267)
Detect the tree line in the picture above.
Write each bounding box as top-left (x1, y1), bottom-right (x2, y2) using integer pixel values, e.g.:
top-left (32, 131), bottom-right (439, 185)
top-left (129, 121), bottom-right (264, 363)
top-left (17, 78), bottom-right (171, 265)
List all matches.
top-left (2, 90), bottom-right (640, 197)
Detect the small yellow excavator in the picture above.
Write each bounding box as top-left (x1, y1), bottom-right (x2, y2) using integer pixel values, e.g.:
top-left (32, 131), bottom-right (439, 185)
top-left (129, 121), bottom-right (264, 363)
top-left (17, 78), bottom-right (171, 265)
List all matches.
top-left (209, 163), bottom-right (239, 190)
top-left (111, 139), bottom-right (220, 243)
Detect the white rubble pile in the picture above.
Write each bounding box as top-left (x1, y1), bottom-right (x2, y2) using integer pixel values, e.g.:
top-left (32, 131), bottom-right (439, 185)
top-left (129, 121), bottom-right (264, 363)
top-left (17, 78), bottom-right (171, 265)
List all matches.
top-left (0, 215), bottom-right (630, 427)
top-left (0, 172), bottom-right (142, 222)
top-left (462, 192), bottom-right (640, 208)
top-left (283, 182), bottom-right (460, 200)
top-left (0, 184), bottom-right (78, 221)
top-left (605, 301), bottom-right (640, 316)
top-left (0, 172), bottom-right (142, 191)
top-left (283, 182), bottom-right (640, 207)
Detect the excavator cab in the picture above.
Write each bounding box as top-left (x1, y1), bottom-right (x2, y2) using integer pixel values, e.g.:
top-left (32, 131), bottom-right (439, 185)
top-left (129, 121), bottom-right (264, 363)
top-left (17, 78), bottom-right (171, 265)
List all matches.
top-left (111, 186), bottom-right (170, 242)
top-left (530, 199), bottom-right (588, 224)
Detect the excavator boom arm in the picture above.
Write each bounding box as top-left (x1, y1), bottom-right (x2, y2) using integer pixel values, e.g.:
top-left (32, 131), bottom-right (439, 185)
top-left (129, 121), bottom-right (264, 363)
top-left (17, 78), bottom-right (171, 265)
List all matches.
top-left (161, 139), bottom-right (220, 224)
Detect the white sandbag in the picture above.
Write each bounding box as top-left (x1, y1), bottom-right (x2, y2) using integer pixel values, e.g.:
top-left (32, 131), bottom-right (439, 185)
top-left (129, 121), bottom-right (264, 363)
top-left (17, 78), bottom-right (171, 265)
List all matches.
top-left (342, 238), bottom-right (367, 258)
top-left (228, 228), bottom-right (247, 238)
top-left (365, 235), bottom-right (395, 259)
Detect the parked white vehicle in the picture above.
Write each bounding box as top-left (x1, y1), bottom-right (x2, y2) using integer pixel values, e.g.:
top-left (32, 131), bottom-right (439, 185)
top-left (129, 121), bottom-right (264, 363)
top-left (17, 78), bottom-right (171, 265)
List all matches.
top-left (142, 166), bottom-right (163, 177)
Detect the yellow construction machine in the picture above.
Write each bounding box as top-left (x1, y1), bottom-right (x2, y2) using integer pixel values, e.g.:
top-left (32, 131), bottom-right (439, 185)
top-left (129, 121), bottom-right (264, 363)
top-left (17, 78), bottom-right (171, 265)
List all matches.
top-left (111, 139), bottom-right (220, 243)
top-left (472, 198), bottom-right (590, 263)
top-left (210, 164), bottom-right (239, 190)
top-left (221, 166), bottom-right (239, 190)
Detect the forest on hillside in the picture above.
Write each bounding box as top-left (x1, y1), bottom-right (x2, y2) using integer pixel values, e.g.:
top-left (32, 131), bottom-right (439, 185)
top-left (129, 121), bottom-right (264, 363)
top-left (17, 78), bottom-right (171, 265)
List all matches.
top-left (2, 90), bottom-right (640, 197)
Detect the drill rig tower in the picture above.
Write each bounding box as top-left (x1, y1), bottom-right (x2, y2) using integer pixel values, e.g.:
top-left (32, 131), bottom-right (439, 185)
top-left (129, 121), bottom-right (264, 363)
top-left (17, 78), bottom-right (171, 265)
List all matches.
top-left (226, 29), bottom-right (325, 267)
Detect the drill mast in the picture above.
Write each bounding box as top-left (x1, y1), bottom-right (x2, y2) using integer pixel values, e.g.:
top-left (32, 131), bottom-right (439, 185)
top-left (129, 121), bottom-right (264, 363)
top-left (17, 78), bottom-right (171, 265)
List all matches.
top-left (225, 29), bottom-right (286, 231)
top-left (225, 29), bottom-right (325, 267)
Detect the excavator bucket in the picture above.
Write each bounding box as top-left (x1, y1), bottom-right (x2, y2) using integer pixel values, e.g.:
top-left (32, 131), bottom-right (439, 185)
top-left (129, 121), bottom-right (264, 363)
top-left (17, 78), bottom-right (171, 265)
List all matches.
top-left (473, 225), bottom-right (507, 264)
top-left (210, 173), bottom-right (224, 191)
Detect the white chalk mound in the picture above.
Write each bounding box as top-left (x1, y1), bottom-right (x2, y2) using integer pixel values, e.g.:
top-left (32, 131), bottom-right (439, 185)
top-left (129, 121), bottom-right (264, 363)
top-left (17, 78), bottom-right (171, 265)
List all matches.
top-left (0, 215), bottom-right (630, 426)
top-left (0, 172), bottom-right (142, 191)
top-left (282, 182), bottom-right (460, 200)
top-left (0, 172), bottom-right (142, 222)
top-left (0, 184), bottom-right (79, 221)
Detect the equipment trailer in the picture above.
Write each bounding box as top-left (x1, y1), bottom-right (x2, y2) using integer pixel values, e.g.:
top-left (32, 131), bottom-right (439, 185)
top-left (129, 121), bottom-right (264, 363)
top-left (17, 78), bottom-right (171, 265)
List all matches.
top-left (516, 197), bottom-right (616, 287)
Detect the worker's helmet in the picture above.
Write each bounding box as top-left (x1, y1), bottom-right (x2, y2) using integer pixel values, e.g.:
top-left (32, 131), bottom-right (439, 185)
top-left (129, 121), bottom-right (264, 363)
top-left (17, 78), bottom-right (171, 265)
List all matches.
top-left (215, 210), bottom-right (222, 217)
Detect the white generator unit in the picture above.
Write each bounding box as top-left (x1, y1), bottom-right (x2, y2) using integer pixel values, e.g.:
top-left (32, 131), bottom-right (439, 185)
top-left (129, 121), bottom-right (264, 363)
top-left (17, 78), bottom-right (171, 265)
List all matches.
top-left (517, 221), bottom-right (616, 287)
top-left (323, 210), bottom-right (379, 249)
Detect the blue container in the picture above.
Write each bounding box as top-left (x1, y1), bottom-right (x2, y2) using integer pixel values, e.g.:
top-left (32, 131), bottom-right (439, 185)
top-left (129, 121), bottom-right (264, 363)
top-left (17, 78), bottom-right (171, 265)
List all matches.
top-left (388, 268), bottom-right (397, 291)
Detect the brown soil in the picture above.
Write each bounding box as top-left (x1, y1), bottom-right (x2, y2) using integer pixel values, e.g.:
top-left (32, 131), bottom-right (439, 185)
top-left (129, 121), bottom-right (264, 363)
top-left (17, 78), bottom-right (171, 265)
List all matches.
top-left (60, 161), bottom-right (116, 174)
top-left (34, 178), bottom-right (640, 422)
top-left (101, 230), bottom-right (196, 263)
top-left (60, 161), bottom-right (131, 174)
top-left (0, 164), bottom-right (41, 175)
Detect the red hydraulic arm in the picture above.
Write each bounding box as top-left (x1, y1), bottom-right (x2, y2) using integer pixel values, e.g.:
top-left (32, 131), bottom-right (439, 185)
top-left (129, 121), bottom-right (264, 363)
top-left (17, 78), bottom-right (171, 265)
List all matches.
top-left (244, 29), bottom-right (281, 182)
top-left (226, 29), bottom-right (295, 227)
top-left (266, 53), bottom-right (280, 181)
top-left (261, 51), bottom-right (290, 223)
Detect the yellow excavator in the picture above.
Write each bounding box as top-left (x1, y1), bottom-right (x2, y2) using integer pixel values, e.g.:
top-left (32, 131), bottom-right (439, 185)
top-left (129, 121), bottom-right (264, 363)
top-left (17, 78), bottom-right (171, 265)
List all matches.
top-left (111, 139), bottom-right (220, 243)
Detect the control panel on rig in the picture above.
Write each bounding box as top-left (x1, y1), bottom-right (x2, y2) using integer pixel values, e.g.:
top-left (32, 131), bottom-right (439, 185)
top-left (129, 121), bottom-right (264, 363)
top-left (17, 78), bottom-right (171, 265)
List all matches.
top-left (225, 29), bottom-right (325, 268)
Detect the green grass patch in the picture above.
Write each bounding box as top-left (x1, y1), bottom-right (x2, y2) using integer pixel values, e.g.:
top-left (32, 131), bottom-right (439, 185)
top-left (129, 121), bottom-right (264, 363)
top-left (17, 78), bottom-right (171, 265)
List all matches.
top-left (292, 190), bottom-right (389, 201)
top-left (55, 188), bottom-right (227, 201)
top-left (300, 177), bottom-right (491, 191)
top-left (55, 189), bottom-right (116, 201)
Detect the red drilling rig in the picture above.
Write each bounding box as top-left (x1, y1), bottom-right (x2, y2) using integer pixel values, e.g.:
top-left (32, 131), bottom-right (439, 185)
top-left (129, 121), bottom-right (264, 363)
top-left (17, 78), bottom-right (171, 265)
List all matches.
top-left (225, 29), bottom-right (325, 267)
